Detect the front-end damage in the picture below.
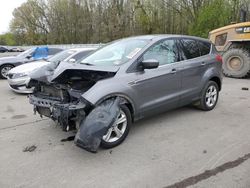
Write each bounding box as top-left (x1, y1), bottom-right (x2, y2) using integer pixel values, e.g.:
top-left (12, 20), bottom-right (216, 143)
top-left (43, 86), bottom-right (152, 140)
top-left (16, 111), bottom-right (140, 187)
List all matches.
top-left (74, 98), bottom-right (121, 153)
top-left (28, 63), bottom-right (120, 150)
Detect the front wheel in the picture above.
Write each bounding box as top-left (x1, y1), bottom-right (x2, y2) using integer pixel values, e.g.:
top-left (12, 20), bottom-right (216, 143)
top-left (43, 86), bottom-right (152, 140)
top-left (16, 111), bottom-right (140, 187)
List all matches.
top-left (0, 64), bottom-right (14, 79)
top-left (101, 105), bottom-right (131, 149)
top-left (197, 81), bottom-right (219, 111)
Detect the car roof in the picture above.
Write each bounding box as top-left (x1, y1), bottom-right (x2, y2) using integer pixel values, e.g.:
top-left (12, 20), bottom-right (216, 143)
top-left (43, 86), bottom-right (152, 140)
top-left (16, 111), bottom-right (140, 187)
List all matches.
top-left (126, 34), bottom-right (210, 43)
top-left (67, 47), bottom-right (98, 52)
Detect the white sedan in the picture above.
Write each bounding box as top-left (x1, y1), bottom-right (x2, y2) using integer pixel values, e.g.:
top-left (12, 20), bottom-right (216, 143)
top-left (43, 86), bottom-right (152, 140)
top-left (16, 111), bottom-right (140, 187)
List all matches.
top-left (7, 48), bottom-right (96, 93)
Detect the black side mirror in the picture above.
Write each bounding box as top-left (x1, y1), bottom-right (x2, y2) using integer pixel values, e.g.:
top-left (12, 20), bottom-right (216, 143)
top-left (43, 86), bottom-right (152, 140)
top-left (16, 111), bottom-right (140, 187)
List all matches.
top-left (141, 59), bottom-right (159, 70)
top-left (26, 55), bottom-right (32, 59)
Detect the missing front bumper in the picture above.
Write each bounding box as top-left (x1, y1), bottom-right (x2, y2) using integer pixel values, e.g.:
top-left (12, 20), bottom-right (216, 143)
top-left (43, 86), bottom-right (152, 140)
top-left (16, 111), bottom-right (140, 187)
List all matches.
top-left (29, 95), bottom-right (87, 131)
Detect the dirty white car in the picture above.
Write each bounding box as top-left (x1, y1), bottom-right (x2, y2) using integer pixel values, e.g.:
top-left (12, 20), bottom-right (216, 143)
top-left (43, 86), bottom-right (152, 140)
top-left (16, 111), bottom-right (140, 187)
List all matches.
top-left (7, 48), bottom-right (96, 93)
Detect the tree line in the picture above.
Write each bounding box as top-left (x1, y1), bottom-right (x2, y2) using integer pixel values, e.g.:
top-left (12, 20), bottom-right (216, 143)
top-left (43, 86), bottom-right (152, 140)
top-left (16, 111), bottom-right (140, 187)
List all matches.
top-left (1, 0), bottom-right (250, 45)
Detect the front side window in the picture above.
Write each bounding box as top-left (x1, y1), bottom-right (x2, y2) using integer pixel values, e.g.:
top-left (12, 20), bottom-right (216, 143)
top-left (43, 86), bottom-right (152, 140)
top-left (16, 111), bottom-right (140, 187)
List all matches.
top-left (215, 33), bottom-right (227, 46)
top-left (142, 39), bottom-right (178, 66)
top-left (180, 39), bottom-right (200, 59)
top-left (72, 50), bottom-right (93, 61)
top-left (81, 39), bottom-right (149, 66)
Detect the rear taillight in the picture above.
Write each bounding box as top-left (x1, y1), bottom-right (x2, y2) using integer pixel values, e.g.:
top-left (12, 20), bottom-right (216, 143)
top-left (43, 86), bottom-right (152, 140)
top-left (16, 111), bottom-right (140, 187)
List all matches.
top-left (216, 55), bottom-right (223, 63)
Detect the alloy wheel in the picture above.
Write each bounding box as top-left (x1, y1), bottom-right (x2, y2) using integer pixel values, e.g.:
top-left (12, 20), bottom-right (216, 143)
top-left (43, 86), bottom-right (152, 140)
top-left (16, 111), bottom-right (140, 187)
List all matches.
top-left (205, 85), bottom-right (218, 107)
top-left (1, 66), bottom-right (13, 78)
top-left (102, 110), bottom-right (127, 143)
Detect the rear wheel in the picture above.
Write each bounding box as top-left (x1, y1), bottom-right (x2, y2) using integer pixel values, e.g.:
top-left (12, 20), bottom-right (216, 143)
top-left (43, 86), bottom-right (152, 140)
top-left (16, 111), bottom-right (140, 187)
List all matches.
top-left (222, 48), bottom-right (250, 78)
top-left (0, 64), bottom-right (14, 79)
top-left (197, 81), bottom-right (219, 111)
top-left (101, 105), bottom-right (131, 149)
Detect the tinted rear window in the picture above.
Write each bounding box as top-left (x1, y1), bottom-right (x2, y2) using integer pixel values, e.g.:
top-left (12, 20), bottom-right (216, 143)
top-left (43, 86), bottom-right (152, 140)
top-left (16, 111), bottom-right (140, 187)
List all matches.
top-left (198, 41), bottom-right (211, 56)
top-left (180, 39), bottom-right (200, 59)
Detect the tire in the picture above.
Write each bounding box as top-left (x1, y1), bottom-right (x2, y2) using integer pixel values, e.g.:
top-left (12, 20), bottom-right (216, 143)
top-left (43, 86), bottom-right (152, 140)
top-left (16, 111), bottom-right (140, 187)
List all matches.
top-left (197, 81), bottom-right (219, 111)
top-left (222, 48), bottom-right (250, 78)
top-left (0, 64), bottom-right (14, 79)
top-left (101, 104), bottom-right (131, 149)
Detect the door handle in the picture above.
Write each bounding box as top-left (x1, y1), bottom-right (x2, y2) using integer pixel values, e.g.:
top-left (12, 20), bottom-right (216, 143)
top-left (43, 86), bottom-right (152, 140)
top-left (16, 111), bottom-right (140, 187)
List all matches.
top-left (170, 68), bottom-right (177, 74)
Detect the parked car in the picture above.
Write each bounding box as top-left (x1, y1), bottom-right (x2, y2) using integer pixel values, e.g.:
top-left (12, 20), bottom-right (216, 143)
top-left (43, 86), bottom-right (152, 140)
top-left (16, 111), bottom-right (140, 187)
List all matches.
top-left (8, 47), bottom-right (24, 52)
top-left (0, 46), bottom-right (9, 53)
top-left (0, 47), bottom-right (62, 79)
top-left (28, 35), bottom-right (222, 152)
top-left (7, 48), bottom-right (97, 93)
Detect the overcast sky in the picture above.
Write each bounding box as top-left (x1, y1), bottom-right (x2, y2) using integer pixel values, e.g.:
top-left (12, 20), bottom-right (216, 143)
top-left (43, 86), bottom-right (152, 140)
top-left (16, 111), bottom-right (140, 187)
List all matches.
top-left (0, 0), bottom-right (27, 34)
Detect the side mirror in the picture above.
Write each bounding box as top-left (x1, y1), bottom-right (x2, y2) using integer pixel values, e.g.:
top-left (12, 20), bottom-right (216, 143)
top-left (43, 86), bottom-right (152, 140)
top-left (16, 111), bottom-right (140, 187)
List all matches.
top-left (69, 58), bottom-right (76, 63)
top-left (26, 55), bottom-right (32, 59)
top-left (141, 59), bottom-right (159, 70)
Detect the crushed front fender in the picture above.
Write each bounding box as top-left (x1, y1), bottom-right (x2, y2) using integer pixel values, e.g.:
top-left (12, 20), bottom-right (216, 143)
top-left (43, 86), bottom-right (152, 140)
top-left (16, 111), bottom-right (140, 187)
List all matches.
top-left (74, 97), bottom-right (120, 153)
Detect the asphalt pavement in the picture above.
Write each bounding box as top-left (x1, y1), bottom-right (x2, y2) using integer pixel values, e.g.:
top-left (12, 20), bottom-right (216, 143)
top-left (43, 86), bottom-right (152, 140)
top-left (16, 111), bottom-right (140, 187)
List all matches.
top-left (0, 73), bottom-right (249, 188)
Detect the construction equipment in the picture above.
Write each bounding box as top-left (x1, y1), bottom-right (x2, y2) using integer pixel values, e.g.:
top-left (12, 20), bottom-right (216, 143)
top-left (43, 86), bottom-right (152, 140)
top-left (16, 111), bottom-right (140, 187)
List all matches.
top-left (209, 22), bottom-right (250, 78)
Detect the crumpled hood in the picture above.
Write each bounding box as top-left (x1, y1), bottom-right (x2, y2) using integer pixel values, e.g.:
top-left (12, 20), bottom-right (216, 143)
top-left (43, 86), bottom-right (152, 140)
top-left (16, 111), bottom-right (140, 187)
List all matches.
top-left (29, 61), bottom-right (119, 84)
top-left (8, 60), bottom-right (49, 74)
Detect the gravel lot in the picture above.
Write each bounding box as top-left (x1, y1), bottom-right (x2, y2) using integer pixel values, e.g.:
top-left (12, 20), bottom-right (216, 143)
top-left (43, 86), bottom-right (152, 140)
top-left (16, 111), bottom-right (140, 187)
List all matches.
top-left (0, 73), bottom-right (250, 187)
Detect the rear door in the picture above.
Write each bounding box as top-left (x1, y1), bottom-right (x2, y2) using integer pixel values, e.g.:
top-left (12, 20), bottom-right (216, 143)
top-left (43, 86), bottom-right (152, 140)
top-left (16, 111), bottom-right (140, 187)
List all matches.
top-left (178, 39), bottom-right (211, 105)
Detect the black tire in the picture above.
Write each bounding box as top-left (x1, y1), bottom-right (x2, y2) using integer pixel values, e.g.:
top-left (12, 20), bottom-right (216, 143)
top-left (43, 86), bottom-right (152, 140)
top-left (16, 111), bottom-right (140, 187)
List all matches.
top-left (222, 48), bottom-right (250, 78)
top-left (101, 105), bottom-right (131, 149)
top-left (0, 64), bottom-right (14, 79)
top-left (197, 81), bottom-right (219, 111)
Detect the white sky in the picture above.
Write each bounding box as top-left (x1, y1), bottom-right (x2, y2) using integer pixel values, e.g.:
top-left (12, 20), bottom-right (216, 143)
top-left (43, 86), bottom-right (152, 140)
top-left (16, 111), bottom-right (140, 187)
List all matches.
top-left (0, 0), bottom-right (27, 34)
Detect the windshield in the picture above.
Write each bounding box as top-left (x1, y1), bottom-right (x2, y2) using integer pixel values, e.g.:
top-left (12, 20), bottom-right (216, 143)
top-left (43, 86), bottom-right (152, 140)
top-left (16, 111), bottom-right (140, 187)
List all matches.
top-left (48, 49), bottom-right (76, 63)
top-left (17, 48), bottom-right (34, 57)
top-left (81, 38), bottom-right (149, 66)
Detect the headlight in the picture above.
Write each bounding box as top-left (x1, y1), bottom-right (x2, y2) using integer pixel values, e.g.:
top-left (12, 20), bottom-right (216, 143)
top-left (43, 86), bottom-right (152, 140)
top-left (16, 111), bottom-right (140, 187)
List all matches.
top-left (13, 73), bottom-right (29, 79)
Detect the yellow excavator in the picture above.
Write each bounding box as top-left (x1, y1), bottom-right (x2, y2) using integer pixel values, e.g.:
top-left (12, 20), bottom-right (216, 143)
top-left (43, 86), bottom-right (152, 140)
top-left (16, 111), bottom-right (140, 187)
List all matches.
top-left (209, 22), bottom-right (250, 78)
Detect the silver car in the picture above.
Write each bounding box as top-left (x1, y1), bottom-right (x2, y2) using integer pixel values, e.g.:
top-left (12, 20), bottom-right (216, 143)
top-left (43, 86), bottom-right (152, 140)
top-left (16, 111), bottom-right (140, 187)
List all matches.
top-left (7, 48), bottom-right (96, 93)
top-left (29, 35), bottom-right (222, 151)
top-left (0, 47), bottom-right (62, 79)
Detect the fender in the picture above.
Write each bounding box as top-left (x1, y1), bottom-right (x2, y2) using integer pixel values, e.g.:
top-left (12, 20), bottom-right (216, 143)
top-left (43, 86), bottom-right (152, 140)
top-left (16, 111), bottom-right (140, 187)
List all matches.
top-left (81, 78), bottom-right (138, 116)
top-left (200, 66), bottom-right (222, 94)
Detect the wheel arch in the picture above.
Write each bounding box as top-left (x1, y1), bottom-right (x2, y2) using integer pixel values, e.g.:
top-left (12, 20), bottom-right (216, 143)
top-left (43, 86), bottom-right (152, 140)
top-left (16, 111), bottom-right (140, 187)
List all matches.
top-left (0, 63), bottom-right (15, 68)
top-left (209, 76), bottom-right (222, 91)
top-left (0, 63), bottom-right (15, 78)
top-left (95, 93), bottom-right (136, 122)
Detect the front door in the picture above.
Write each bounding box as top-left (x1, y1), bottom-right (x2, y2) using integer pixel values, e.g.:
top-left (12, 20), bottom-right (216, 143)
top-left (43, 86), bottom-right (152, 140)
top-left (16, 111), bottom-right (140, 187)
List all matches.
top-left (129, 39), bottom-right (182, 118)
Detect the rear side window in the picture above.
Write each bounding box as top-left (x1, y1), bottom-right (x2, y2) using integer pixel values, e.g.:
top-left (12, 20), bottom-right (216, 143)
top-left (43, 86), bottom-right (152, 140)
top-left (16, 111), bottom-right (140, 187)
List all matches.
top-left (48, 48), bottom-right (63, 55)
top-left (180, 39), bottom-right (200, 59)
top-left (198, 41), bottom-right (211, 56)
top-left (215, 33), bottom-right (227, 46)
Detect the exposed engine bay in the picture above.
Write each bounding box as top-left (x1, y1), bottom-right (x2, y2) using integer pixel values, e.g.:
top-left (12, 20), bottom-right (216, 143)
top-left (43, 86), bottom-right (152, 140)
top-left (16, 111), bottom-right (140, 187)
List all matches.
top-left (29, 67), bottom-right (116, 132)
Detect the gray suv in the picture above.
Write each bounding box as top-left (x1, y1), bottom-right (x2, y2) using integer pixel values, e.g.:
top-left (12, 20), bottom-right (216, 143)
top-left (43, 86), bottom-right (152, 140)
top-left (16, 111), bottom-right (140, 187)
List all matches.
top-left (29, 35), bottom-right (222, 151)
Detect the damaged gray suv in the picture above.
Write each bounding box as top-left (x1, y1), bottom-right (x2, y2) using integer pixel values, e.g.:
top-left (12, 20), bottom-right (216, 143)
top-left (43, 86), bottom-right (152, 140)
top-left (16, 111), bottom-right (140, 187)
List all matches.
top-left (28, 35), bottom-right (222, 152)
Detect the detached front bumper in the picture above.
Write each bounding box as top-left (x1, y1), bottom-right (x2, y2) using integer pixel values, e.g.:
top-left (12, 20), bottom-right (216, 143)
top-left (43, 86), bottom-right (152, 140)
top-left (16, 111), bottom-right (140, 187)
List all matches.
top-left (7, 76), bottom-right (33, 94)
top-left (29, 95), bottom-right (87, 131)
